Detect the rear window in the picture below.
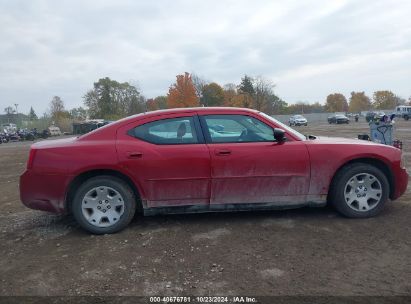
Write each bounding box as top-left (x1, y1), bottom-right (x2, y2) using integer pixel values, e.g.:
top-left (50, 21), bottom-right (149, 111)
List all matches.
top-left (128, 117), bottom-right (199, 145)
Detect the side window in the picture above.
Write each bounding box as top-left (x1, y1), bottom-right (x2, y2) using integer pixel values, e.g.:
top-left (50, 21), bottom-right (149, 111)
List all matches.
top-left (129, 117), bottom-right (199, 144)
top-left (202, 115), bottom-right (275, 143)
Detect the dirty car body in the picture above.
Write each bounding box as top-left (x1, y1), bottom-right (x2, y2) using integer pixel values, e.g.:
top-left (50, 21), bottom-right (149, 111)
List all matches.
top-left (20, 107), bottom-right (408, 233)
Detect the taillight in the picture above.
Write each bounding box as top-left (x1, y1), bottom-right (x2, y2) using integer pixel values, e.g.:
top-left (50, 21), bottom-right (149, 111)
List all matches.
top-left (27, 148), bottom-right (37, 169)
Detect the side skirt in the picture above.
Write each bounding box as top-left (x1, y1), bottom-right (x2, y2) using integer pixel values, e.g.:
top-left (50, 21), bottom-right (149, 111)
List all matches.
top-left (143, 200), bottom-right (327, 216)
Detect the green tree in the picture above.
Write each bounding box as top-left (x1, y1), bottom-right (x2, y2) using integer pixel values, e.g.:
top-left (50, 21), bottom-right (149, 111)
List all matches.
top-left (267, 94), bottom-right (288, 114)
top-left (348, 92), bottom-right (371, 113)
top-left (201, 82), bottom-right (225, 106)
top-left (325, 93), bottom-right (348, 112)
top-left (28, 107), bottom-right (38, 120)
top-left (83, 77), bottom-right (145, 119)
top-left (238, 75), bottom-right (255, 108)
top-left (373, 90), bottom-right (398, 110)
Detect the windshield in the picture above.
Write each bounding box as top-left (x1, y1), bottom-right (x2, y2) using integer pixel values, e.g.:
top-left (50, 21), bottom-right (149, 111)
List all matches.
top-left (294, 115), bottom-right (304, 119)
top-left (259, 112), bottom-right (306, 141)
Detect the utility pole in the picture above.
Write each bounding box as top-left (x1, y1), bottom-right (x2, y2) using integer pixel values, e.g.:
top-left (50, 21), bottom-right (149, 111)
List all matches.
top-left (14, 104), bottom-right (19, 127)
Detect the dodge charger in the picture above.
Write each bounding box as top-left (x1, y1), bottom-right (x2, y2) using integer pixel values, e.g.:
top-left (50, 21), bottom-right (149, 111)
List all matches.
top-left (20, 107), bottom-right (408, 234)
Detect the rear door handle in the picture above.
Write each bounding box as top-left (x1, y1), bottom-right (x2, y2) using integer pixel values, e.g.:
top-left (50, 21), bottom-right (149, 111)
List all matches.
top-left (126, 151), bottom-right (143, 159)
top-left (215, 149), bottom-right (231, 156)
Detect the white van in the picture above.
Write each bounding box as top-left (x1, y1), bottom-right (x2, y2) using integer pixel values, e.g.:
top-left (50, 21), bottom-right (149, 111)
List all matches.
top-left (395, 106), bottom-right (411, 120)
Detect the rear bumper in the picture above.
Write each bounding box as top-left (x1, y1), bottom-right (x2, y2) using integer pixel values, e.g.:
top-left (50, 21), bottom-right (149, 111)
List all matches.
top-left (392, 167), bottom-right (408, 200)
top-left (20, 170), bottom-right (72, 214)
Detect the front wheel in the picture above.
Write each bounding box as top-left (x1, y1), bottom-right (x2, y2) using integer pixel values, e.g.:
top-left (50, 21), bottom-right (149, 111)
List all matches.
top-left (72, 176), bottom-right (137, 234)
top-left (329, 163), bottom-right (389, 218)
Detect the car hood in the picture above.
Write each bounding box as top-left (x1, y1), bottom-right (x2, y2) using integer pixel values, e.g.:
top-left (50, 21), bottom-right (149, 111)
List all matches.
top-left (310, 136), bottom-right (393, 147)
top-left (32, 137), bottom-right (78, 149)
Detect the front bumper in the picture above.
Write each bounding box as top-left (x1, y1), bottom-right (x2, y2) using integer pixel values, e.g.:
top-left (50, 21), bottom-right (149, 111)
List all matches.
top-left (392, 167), bottom-right (408, 200)
top-left (20, 170), bottom-right (72, 214)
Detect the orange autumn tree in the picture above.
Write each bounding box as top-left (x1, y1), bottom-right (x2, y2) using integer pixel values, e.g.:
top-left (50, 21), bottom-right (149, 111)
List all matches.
top-left (167, 72), bottom-right (199, 108)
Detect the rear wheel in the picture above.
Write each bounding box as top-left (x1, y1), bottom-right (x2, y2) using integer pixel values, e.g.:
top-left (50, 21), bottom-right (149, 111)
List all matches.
top-left (72, 176), bottom-right (136, 234)
top-left (329, 163), bottom-right (389, 218)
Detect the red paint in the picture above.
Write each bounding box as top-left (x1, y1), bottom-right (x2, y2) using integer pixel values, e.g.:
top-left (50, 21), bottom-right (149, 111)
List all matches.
top-left (19, 107), bottom-right (408, 214)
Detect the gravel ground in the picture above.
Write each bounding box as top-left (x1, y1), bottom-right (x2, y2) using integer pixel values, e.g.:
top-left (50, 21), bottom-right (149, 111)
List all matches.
top-left (0, 120), bottom-right (410, 297)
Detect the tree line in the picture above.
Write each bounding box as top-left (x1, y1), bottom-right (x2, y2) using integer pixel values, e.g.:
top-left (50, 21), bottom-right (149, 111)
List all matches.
top-left (324, 91), bottom-right (407, 113)
top-left (13, 72), bottom-right (411, 129)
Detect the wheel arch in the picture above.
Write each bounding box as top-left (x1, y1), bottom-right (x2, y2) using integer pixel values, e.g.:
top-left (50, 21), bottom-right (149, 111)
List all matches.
top-left (65, 169), bottom-right (143, 214)
top-left (328, 157), bottom-right (395, 200)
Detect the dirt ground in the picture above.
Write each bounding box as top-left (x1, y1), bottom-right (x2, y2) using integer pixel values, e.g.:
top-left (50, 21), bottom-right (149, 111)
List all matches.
top-left (0, 119), bottom-right (410, 297)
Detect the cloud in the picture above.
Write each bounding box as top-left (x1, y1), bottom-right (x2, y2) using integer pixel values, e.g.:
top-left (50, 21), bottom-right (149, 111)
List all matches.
top-left (0, 0), bottom-right (410, 114)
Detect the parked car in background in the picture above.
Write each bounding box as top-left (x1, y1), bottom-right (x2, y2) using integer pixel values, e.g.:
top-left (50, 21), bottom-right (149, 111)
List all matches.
top-left (328, 114), bottom-right (350, 124)
top-left (395, 106), bottom-right (411, 120)
top-left (289, 115), bottom-right (308, 126)
top-left (366, 111), bottom-right (385, 122)
top-left (20, 107), bottom-right (408, 234)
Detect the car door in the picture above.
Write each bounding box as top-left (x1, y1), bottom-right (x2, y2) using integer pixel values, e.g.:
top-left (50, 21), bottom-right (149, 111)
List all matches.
top-left (116, 113), bottom-right (211, 208)
top-left (200, 114), bottom-right (310, 206)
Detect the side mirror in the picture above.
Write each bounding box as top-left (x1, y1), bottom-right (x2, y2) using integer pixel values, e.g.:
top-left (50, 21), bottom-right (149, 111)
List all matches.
top-left (273, 128), bottom-right (286, 142)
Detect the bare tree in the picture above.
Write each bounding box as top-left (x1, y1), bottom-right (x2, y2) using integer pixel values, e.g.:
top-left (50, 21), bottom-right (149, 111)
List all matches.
top-left (253, 76), bottom-right (275, 112)
top-left (191, 73), bottom-right (208, 102)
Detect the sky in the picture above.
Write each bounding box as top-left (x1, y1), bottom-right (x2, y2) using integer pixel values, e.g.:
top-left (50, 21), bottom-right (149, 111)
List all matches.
top-left (1, 0), bottom-right (410, 115)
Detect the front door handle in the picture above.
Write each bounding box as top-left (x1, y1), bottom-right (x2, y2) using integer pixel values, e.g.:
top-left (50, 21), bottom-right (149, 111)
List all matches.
top-left (215, 149), bottom-right (231, 156)
top-left (127, 151), bottom-right (143, 159)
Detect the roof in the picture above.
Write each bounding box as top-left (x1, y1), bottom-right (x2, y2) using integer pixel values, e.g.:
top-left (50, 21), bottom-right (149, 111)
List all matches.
top-left (147, 107), bottom-right (258, 115)
top-left (114, 107), bottom-right (260, 125)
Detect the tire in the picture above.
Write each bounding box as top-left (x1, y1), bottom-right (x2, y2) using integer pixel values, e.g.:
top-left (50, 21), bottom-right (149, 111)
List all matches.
top-left (329, 163), bottom-right (389, 218)
top-left (404, 115), bottom-right (409, 121)
top-left (305, 123), bottom-right (307, 126)
top-left (72, 176), bottom-right (137, 234)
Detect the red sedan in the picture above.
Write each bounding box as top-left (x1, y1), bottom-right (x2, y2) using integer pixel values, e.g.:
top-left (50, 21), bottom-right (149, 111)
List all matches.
top-left (20, 107), bottom-right (408, 234)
